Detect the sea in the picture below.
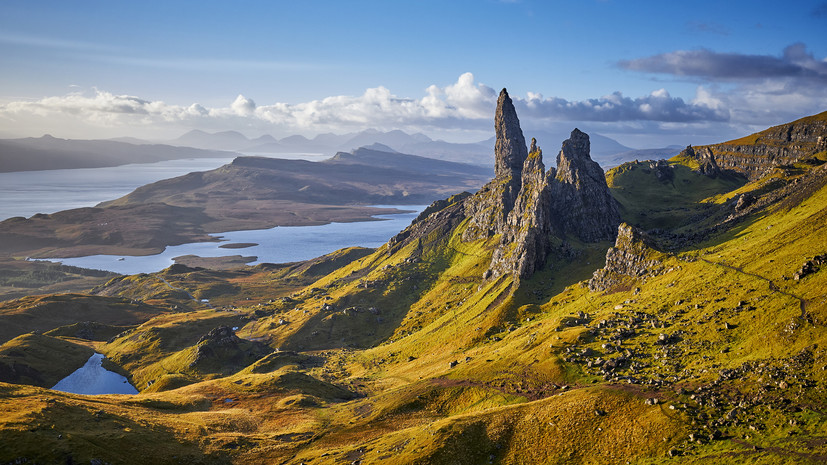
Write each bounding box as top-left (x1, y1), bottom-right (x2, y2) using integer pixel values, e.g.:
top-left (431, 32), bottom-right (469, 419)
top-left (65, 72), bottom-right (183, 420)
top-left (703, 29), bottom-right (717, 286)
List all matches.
top-left (0, 153), bottom-right (328, 220)
top-left (1, 155), bottom-right (424, 275)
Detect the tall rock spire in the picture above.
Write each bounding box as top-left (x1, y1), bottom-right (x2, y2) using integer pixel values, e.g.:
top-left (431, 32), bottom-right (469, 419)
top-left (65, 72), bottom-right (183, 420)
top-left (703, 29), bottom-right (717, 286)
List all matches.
top-left (549, 129), bottom-right (621, 242)
top-left (461, 89), bottom-right (529, 241)
top-left (494, 88), bottom-right (528, 182)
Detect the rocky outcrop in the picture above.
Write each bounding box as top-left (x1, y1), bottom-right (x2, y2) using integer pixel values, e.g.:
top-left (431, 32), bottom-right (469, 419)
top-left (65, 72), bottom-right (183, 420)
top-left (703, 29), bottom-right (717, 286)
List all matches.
top-left (793, 254), bottom-right (826, 281)
top-left (397, 88), bottom-right (621, 282)
top-left (487, 139), bottom-right (553, 279)
top-left (649, 159), bottom-right (675, 182)
top-left (548, 129), bottom-right (621, 242)
top-left (190, 326), bottom-right (271, 373)
top-left (485, 128), bottom-right (621, 280)
top-left (685, 111), bottom-right (827, 180)
top-left (589, 223), bottom-right (663, 292)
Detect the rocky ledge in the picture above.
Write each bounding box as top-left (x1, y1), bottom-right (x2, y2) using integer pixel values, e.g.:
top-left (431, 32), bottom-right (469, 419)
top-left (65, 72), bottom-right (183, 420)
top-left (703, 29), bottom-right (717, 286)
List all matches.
top-left (682, 111), bottom-right (827, 180)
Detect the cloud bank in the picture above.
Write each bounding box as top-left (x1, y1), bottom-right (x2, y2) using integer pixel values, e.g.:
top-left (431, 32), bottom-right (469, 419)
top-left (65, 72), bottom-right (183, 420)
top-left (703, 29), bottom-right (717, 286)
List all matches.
top-left (2, 42), bottom-right (825, 145)
top-left (0, 73), bottom-right (728, 139)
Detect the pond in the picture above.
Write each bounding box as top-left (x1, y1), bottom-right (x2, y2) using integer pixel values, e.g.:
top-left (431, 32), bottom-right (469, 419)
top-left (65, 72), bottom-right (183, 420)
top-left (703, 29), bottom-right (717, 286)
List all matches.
top-left (51, 353), bottom-right (139, 395)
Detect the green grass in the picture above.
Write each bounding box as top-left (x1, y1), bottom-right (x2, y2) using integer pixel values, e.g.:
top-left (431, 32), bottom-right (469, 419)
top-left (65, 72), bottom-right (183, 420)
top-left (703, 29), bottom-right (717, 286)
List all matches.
top-left (607, 160), bottom-right (746, 231)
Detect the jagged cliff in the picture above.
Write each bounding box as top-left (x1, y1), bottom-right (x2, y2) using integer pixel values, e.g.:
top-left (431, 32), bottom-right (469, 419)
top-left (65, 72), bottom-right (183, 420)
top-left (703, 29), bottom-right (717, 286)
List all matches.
top-left (681, 110), bottom-right (827, 180)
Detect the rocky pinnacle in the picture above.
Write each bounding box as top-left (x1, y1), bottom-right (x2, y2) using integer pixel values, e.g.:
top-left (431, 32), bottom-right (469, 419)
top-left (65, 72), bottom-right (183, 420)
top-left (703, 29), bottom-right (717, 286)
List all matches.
top-left (494, 88), bottom-right (528, 208)
top-left (550, 129), bottom-right (621, 242)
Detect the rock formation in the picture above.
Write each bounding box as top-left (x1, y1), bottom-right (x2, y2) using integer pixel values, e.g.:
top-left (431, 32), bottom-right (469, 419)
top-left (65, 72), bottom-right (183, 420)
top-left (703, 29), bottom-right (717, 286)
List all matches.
top-left (494, 88), bottom-right (529, 209)
top-left (487, 139), bottom-right (553, 279)
top-left (589, 223), bottom-right (663, 292)
top-left (548, 129), bottom-right (621, 243)
top-left (480, 120), bottom-right (620, 279)
top-left (649, 159), bottom-right (675, 182)
top-left (401, 88), bottom-right (621, 282)
top-left (463, 89), bottom-right (528, 241)
top-left (190, 326), bottom-right (271, 373)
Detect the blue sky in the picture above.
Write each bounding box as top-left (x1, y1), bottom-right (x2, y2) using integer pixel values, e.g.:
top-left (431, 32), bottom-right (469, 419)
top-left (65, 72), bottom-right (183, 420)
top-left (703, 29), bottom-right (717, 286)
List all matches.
top-left (1, 0), bottom-right (826, 147)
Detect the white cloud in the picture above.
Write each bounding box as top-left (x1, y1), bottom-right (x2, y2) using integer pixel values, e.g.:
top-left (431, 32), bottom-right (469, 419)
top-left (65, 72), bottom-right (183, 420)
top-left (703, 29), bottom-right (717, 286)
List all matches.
top-left (230, 95), bottom-right (256, 116)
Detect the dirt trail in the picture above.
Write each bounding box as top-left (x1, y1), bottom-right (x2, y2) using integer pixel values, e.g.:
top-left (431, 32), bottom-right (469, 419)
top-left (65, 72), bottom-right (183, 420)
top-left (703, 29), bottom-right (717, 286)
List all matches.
top-left (700, 258), bottom-right (808, 320)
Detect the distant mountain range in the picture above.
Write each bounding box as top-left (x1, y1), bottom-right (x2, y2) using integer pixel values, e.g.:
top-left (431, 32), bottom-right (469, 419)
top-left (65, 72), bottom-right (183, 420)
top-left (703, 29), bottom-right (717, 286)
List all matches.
top-left (0, 135), bottom-right (237, 173)
top-left (168, 128), bottom-right (640, 164)
top-left (1, 128), bottom-right (669, 173)
top-left (156, 128), bottom-right (651, 168)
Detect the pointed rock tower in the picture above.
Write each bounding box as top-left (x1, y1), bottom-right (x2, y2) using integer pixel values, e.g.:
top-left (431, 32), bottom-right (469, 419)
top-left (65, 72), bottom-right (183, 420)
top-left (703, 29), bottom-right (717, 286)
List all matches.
top-left (462, 89), bottom-right (529, 241)
top-left (457, 89), bottom-right (621, 282)
top-left (548, 129), bottom-right (621, 242)
top-left (494, 88), bottom-right (529, 210)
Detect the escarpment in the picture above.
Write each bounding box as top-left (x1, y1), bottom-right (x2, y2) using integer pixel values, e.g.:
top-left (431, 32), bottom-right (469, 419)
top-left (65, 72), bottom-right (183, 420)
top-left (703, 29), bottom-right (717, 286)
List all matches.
top-left (683, 111), bottom-right (827, 180)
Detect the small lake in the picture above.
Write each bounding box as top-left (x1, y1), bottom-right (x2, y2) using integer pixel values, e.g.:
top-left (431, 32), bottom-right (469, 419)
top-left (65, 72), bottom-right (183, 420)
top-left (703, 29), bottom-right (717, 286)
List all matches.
top-left (51, 353), bottom-right (139, 395)
top-left (0, 153), bottom-right (325, 221)
top-left (42, 206), bottom-right (425, 275)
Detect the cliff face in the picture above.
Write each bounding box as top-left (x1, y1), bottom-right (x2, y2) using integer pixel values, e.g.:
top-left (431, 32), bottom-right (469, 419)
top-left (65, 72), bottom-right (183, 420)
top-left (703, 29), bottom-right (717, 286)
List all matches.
top-left (684, 111), bottom-right (827, 180)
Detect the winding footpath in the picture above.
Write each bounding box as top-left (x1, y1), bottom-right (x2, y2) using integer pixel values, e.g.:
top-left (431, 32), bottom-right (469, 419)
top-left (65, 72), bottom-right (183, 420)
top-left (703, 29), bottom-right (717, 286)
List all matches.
top-left (699, 258), bottom-right (808, 320)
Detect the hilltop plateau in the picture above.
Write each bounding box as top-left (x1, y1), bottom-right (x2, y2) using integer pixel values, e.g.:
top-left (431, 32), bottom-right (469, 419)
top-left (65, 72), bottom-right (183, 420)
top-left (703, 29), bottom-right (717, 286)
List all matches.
top-left (0, 90), bottom-right (825, 464)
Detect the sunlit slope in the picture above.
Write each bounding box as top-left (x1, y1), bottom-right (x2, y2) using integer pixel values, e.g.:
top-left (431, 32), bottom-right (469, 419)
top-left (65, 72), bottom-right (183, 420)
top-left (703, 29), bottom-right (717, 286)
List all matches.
top-left (606, 160), bottom-right (746, 231)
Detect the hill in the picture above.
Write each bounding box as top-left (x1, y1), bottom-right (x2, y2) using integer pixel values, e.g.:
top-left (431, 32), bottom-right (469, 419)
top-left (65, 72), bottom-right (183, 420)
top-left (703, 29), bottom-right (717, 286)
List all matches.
top-left (0, 99), bottom-right (825, 464)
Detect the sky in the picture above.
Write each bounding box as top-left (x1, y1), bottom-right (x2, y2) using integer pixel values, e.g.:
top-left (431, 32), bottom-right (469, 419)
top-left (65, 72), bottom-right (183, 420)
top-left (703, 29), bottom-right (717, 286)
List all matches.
top-left (1, 0), bottom-right (826, 148)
